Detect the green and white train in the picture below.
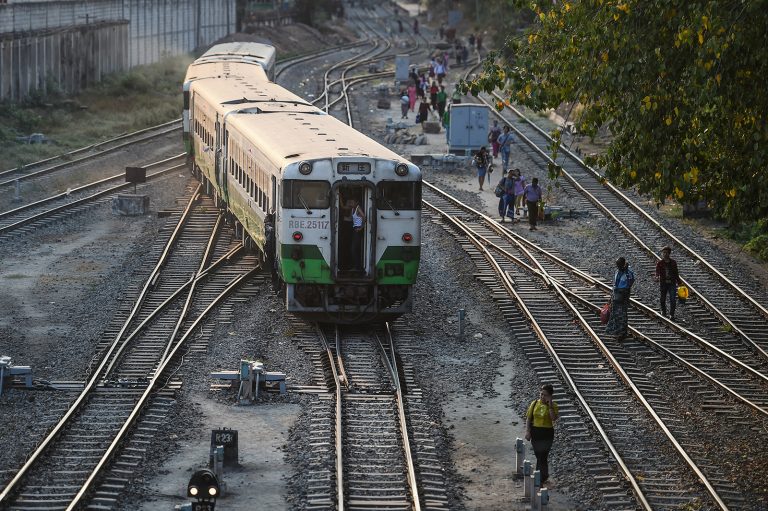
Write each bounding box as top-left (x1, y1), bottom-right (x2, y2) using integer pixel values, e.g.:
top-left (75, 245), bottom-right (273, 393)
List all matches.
top-left (183, 43), bottom-right (421, 323)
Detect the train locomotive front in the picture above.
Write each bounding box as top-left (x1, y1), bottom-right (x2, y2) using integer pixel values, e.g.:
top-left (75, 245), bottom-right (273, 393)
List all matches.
top-left (278, 154), bottom-right (421, 323)
top-left (183, 42), bottom-right (421, 324)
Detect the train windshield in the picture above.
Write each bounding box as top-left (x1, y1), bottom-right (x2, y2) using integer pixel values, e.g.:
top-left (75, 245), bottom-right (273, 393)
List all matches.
top-left (377, 182), bottom-right (421, 211)
top-left (283, 180), bottom-right (330, 209)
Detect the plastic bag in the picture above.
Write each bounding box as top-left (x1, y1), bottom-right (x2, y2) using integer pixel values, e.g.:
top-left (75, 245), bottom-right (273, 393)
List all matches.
top-left (600, 303), bottom-right (611, 324)
top-left (677, 285), bottom-right (689, 303)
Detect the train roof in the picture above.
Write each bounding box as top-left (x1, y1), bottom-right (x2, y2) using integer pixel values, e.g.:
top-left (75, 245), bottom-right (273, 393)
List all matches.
top-left (190, 74), bottom-right (309, 112)
top-left (225, 108), bottom-right (408, 168)
top-left (184, 59), bottom-right (270, 84)
top-left (197, 42), bottom-right (276, 65)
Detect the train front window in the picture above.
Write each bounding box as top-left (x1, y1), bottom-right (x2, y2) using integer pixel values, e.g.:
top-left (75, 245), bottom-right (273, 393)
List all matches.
top-left (377, 182), bottom-right (421, 210)
top-left (283, 180), bottom-right (330, 209)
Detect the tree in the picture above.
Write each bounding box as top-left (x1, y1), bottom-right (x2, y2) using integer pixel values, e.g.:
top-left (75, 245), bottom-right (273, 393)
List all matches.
top-left (465, 0), bottom-right (768, 223)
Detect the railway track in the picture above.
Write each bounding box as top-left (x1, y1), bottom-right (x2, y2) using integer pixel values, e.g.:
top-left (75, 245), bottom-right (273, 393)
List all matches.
top-left (470, 91), bottom-right (768, 371)
top-left (0, 154), bottom-right (186, 239)
top-left (0, 120), bottom-right (181, 188)
top-left (0, 185), bottom-right (260, 510)
top-left (422, 181), bottom-right (768, 509)
top-left (297, 322), bottom-right (450, 511)
top-left (424, 183), bottom-right (768, 415)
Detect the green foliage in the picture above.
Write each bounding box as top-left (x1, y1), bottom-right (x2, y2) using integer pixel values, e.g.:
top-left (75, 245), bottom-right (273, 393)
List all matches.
top-left (721, 218), bottom-right (768, 261)
top-left (464, 0), bottom-right (768, 224)
top-left (745, 234), bottom-right (768, 261)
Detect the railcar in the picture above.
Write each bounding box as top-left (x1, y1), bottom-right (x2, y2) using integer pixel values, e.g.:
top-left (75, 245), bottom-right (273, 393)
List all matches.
top-left (183, 43), bottom-right (421, 323)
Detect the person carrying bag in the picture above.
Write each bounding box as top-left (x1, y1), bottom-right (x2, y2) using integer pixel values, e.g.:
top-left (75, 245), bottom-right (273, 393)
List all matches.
top-left (525, 384), bottom-right (559, 485)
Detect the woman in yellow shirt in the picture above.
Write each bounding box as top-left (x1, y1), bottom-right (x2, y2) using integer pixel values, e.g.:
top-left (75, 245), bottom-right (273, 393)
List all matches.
top-left (524, 384), bottom-right (559, 484)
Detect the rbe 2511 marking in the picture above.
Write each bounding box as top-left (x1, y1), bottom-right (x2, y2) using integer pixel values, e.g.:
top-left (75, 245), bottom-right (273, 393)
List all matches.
top-left (288, 220), bottom-right (329, 230)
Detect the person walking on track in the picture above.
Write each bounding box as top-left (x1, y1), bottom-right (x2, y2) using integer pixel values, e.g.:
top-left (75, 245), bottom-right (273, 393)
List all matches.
top-left (525, 384), bottom-right (559, 485)
top-left (472, 146), bottom-right (490, 191)
top-left (497, 169), bottom-right (516, 222)
top-left (523, 177), bottom-right (543, 231)
top-left (606, 257), bottom-right (635, 341)
top-left (488, 120), bottom-right (502, 159)
top-left (497, 125), bottom-right (514, 169)
top-left (655, 246), bottom-right (683, 320)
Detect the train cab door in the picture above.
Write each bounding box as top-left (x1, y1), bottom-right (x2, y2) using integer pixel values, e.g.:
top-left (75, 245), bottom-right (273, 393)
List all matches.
top-left (333, 183), bottom-right (374, 280)
top-left (215, 117), bottom-right (227, 203)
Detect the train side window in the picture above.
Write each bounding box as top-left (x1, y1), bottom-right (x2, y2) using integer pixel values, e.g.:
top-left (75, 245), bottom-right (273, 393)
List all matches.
top-left (376, 181), bottom-right (421, 210)
top-left (282, 180), bottom-right (330, 209)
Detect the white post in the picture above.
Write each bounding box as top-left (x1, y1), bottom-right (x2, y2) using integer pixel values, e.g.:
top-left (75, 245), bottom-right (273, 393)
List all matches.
top-left (515, 438), bottom-right (525, 475)
top-left (531, 470), bottom-right (541, 510)
top-left (523, 460), bottom-right (532, 501)
top-left (538, 488), bottom-right (549, 511)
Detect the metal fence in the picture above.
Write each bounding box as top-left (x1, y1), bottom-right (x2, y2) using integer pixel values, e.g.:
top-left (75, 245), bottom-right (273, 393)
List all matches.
top-left (0, 0), bottom-right (236, 101)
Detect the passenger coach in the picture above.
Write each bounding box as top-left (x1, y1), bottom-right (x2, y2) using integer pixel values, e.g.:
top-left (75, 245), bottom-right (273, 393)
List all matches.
top-left (183, 43), bottom-right (421, 323)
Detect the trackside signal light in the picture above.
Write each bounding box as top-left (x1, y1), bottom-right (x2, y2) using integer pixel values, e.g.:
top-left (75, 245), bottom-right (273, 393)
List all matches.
top-left (402, 233), bottom-right (413, 242)
top-left (299, 161), bottom-right (312, 175)
top-left (395, 163), bottom-right (409, 176)
top-left (292, 231), bottom-right (303, 241)
top-left (187, 469), bottom-right (219, 500)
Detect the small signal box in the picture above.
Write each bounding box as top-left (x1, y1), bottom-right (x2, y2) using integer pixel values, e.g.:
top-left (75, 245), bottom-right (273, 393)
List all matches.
top-left (125, 166), bottom-right (146, 193)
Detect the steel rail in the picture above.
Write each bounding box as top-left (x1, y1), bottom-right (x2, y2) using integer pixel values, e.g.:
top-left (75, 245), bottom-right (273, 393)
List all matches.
top-left (2, 40), bottom-right (370, 186)
top-left (493, 92), bottom-right (768, 319)
top-left (0, 153), bottom-right (185, 220)
top-left (380, 323), bottom-right (422, 511)
top-left (68, 265), bottom-right (260, 510)
top-left (97, 243), bottom-right (244, 379)
top-left (0, 184), bottom-right (202, 504)
top-left (316, 324), bottom-right (345, 511)
top-left (476, 224), bottom-right (768, 418)
top-left (319, 36), bottom-right (384, 113)
top-left (539, 266), bottom-right (730, 511)
top-left (423, 180), bottom-right (768, 386)
top-left (421, 198), bottom-right (653, 510)
top-left (443, 204), bottom-right (768, 417)
top-left (0, 163), bottom-right (185, 236)
top-left (477, 99), bottom-right (768, 363)
top-left (274, 41), bottom-right (371, 81)
top-left (0, 125), bottom-right (180, 188)
top-left (425, 184), bottom-right (732, 509)
top-left (428, 197), bottom-right (730, 509)
top-left (158, 213), bottom-right (223, 366)
top-left (0, 118), bottom-right (182, 182)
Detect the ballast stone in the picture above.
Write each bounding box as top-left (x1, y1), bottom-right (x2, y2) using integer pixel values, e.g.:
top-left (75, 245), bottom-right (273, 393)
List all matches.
top-left (112, 194), bottom-right (149, 216)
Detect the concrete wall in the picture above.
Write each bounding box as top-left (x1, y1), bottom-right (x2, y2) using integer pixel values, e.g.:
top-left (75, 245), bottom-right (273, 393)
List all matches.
top-left (0, 0), bottom-right (236, 101)
top-left (0, 22), bottom-right (128, 100)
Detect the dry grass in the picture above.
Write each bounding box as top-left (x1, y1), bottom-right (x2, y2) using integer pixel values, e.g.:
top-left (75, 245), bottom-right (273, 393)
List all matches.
top-left (0, 55), bottom-right (193, 171)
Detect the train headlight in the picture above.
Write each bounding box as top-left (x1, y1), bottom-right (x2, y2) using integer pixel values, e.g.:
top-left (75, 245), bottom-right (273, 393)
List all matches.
top-left (208, 487), bottom-right (218, 497)
top-left (189, 486), bottom-right (199, 497)
top-left (299, 161), bottom-right (312, 175)
top-left (402, 233), bottom-right (413, 243)
top-left (292, 231), bottom-right (303, 242)
top-left (395, 163), bottom-right (409, 177)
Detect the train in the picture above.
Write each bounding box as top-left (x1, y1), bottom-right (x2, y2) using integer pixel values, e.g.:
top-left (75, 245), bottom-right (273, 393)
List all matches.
top-left (182, 42), bottom-right (422, 323)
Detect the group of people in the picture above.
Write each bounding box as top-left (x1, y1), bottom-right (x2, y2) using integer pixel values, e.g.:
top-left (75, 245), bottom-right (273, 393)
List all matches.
top-left (525, 246), bottom-right (685, 488)
top-left (471, 119), bottom-right (544, 231)
top-left (399, 55), bottom-right (465, 135)
top-left (606, 246), bottom-right (684, 340)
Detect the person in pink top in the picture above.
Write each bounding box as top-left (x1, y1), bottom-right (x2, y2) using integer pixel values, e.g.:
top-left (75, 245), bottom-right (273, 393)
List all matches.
top-left (513, 168), bottom-right (527, 215)
top-left (407, 83), bottom-right (417, 112)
